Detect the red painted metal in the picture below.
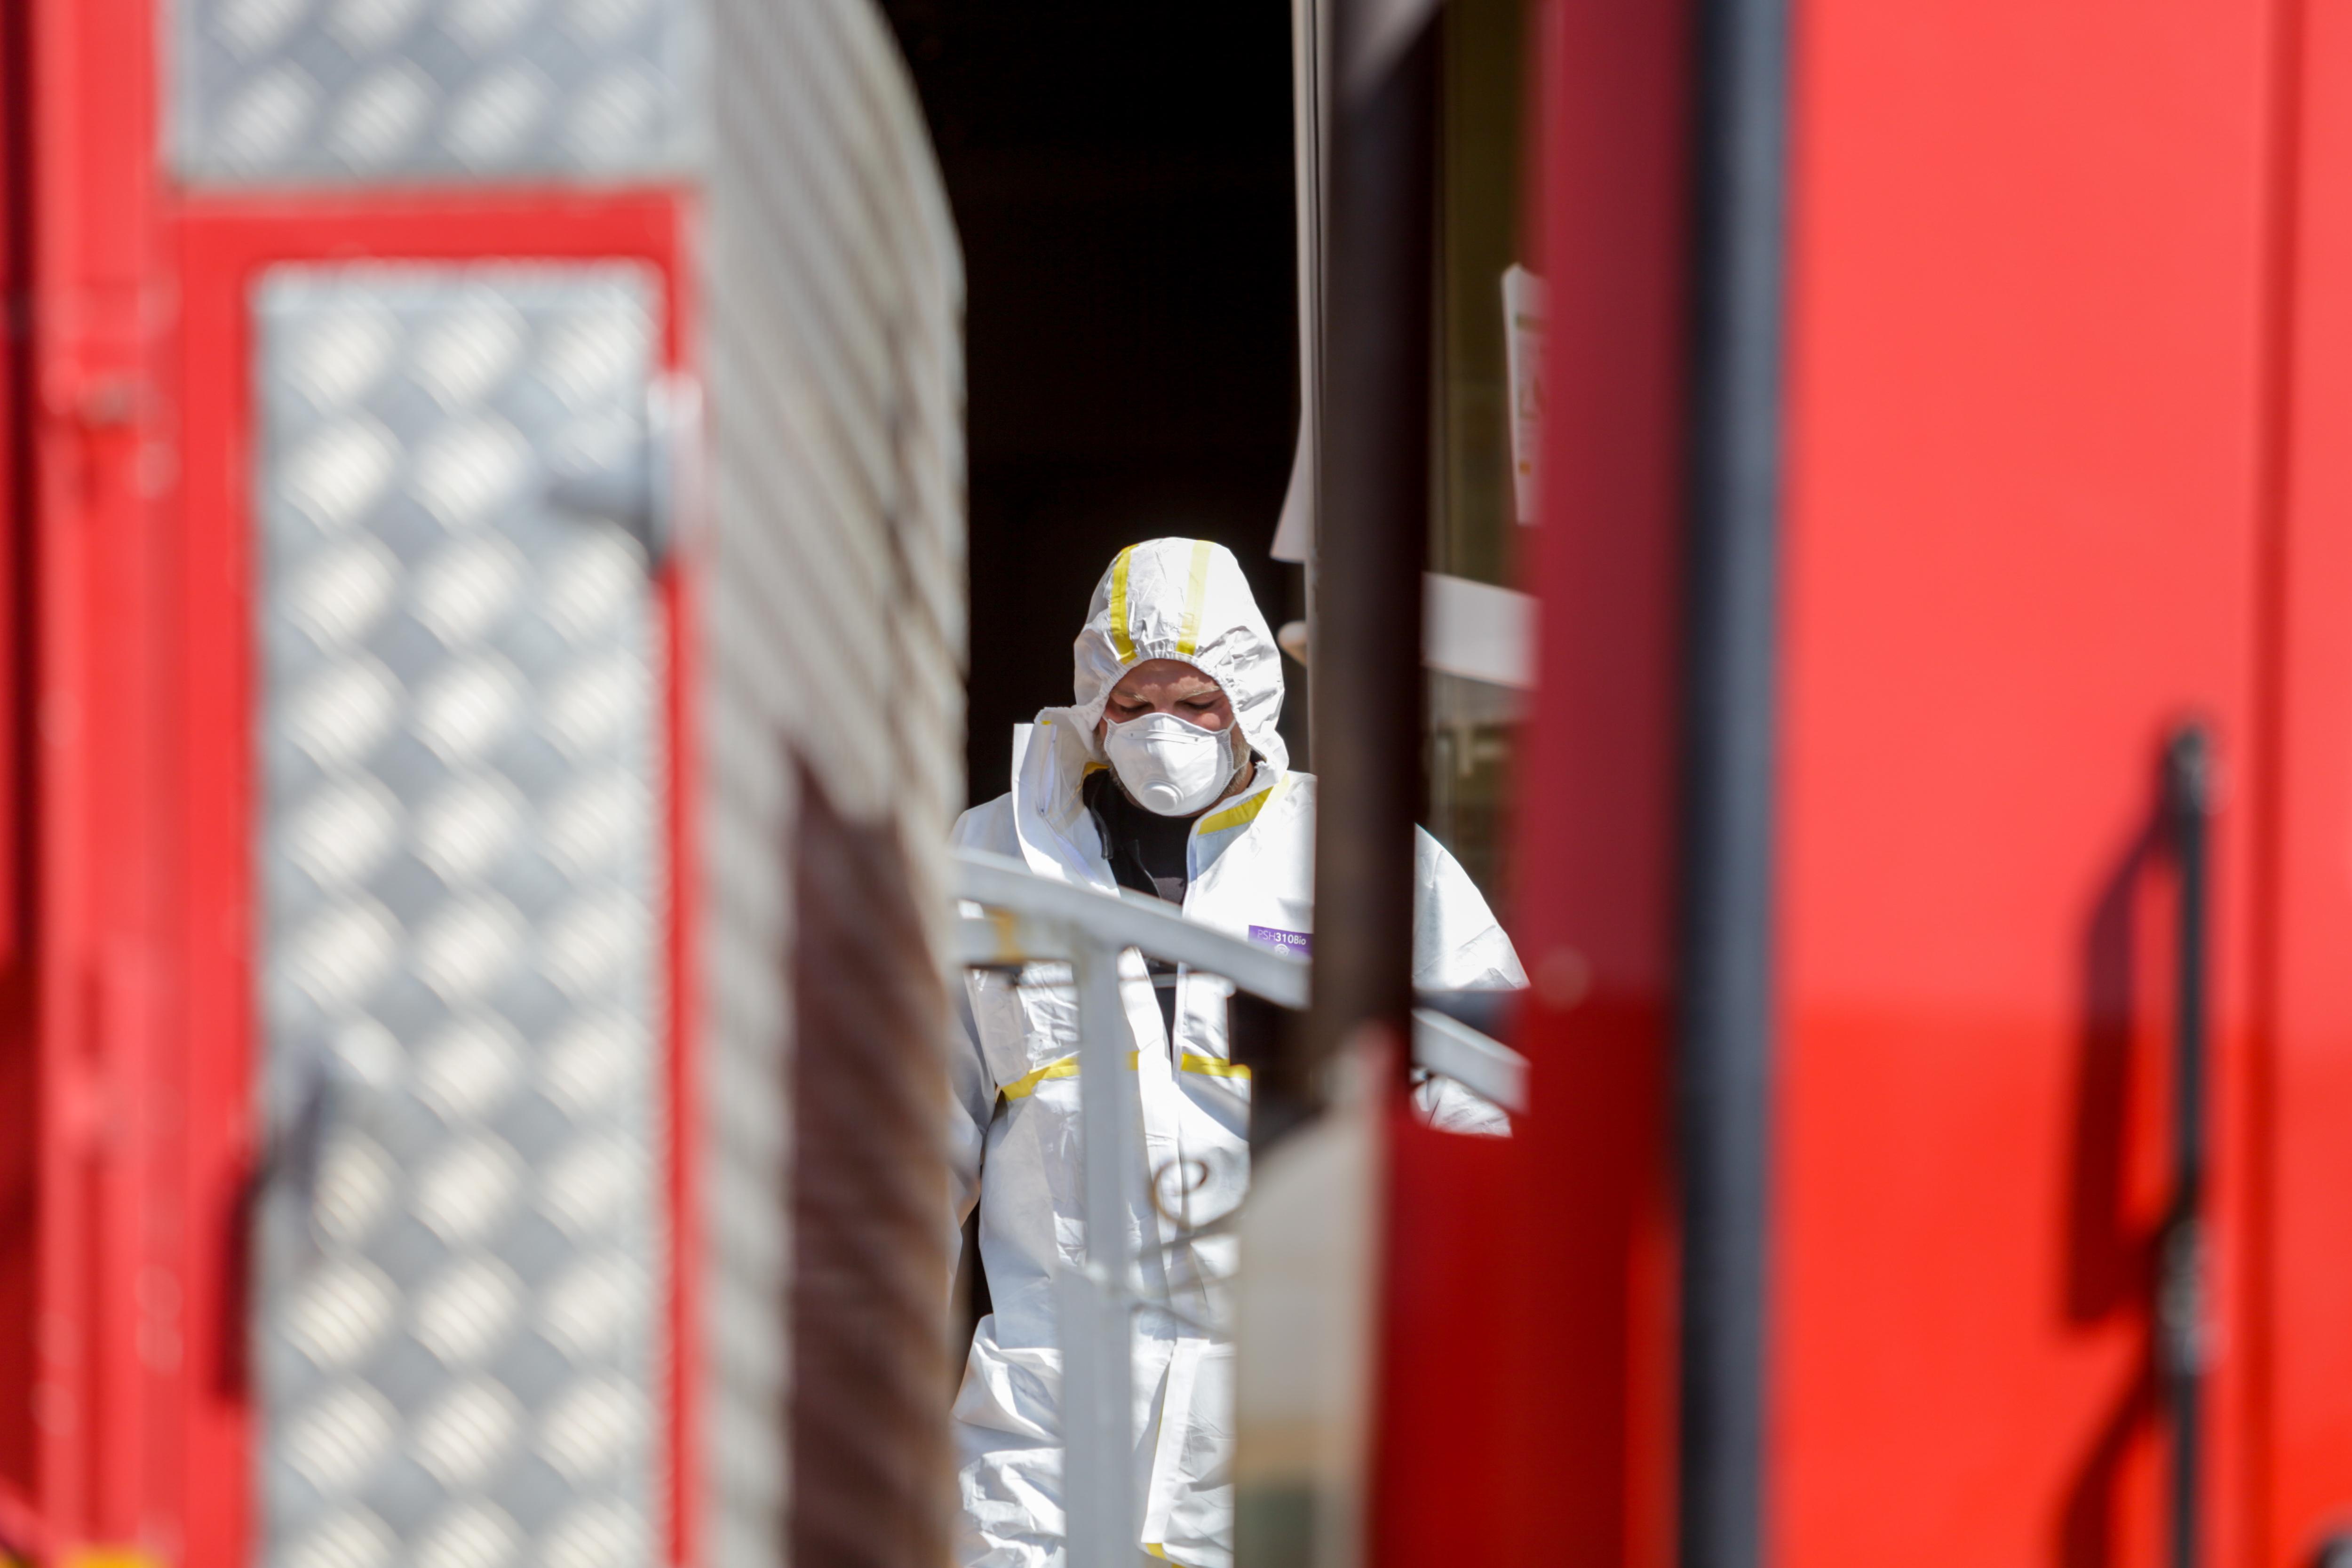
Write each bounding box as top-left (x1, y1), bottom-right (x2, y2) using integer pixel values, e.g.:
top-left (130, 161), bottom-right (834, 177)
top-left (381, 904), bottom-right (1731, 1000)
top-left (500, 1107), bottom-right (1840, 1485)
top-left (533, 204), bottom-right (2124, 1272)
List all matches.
top-left (0, 0), bottom-right (24, 977)
top-left (1372, 2), bottom-right (1689, 1564)
top-left (166, 191), bottom-right (699, 1568)
top-left (2, 11), bottom-right (706, 1568)
top-left (16, 0), bottom-right (173, 1559)
top-left (2253, 0), bottom-right (2352, 1560)
top-left (660, 424), bottom-right (706, 1568)
top-left (0, 1), bottom-right (34, 1537)
top-left (1772, 1), bottom-right (2296, 1562)
top-left (0, 16), bottom-right (707, 1559)
top-left (1392, 0), bottom-right (2352, 1565)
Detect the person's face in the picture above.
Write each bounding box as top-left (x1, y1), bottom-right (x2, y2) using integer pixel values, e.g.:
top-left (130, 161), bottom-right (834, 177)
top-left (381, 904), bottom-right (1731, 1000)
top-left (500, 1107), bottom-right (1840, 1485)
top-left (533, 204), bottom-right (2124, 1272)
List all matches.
top-left (1097, 659), bottom-right (1235, 739)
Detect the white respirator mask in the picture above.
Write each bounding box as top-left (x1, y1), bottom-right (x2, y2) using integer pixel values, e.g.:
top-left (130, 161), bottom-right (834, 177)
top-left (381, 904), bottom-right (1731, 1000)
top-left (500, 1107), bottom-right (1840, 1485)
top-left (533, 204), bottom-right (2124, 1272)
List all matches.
top-left (1101, 711), bottom-right (1242, 817)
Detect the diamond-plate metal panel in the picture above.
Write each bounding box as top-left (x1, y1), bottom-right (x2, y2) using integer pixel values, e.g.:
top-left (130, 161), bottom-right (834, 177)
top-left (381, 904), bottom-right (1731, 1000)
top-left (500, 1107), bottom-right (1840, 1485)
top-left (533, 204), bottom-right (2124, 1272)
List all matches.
top-left (253, 263), bottom-right (664, 1568)
top-left (174, 0), bottom-right (702, 184)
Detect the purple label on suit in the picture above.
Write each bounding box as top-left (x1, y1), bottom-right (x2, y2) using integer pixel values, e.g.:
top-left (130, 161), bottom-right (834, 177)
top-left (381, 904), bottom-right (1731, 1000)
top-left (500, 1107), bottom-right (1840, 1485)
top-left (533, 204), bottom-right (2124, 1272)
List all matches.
top-left (1248, 926), bottom-right (1311, 956)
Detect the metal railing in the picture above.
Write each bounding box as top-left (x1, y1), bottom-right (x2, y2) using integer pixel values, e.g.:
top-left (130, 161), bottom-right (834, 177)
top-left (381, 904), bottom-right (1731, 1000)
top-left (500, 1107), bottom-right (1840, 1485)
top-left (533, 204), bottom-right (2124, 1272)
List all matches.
top-left (950, 846), bottom-right (1525, 1567)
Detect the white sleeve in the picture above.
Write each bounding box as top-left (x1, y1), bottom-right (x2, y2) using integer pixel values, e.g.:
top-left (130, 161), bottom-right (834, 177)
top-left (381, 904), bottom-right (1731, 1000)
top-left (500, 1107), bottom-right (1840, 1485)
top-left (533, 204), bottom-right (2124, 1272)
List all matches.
top-left (1409, 828), bottom-right (1526, 1137)
top-left (1411, 827), bottom-right (1528, 991)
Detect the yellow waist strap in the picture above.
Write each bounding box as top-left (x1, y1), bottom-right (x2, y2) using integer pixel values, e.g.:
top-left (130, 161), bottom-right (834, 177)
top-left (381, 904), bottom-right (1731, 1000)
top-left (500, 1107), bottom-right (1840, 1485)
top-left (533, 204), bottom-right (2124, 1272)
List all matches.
top-left (998, 1051), bottom-right (1253, 1100)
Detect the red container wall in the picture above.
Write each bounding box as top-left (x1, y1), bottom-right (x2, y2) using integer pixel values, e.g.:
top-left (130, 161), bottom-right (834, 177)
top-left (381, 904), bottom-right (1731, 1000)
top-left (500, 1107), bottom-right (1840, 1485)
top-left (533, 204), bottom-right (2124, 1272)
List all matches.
top-left (1396, 0), bottom-right (2352, 1562)
top-left (1373, 3), bottom-right (1689, 1564)
top-left (0, 2), bottom-right (702, 1559)
top-left (2257, 0), bottom-right (2352, 1559)
top-left (12, 0), bottom-right (174, 1551)
top-left (1769, 0), bottom-right (2352, 1563)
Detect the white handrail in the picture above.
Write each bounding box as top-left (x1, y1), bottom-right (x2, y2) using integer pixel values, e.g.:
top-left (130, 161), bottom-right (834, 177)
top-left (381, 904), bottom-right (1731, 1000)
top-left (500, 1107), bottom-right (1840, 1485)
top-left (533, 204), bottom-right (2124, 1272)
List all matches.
top-left (1411, 1007), bottom-right (1528, 1113)
top-left (953, 848), bottom-right (1311, 1007)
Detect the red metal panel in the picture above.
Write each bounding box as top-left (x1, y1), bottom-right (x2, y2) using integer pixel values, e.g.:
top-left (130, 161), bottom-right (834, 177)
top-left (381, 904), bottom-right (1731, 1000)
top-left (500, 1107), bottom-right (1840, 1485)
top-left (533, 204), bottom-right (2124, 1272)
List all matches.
top-left (1494, 1), bottom-right (1690, 1562)
top-left (0, 0), bottom-right (23, 975)
top-left (2257, 0), bottom-right (2352, 1555)
top-left (166, 191), bottom-right (698, 1568)
top-left (662, 452), bottom-right (705, 1568)
top-left (1773, 1), bottom-right (2288, 1563)
top-left (0, 2), bottom-right (34, 1536)
top-left (21, 0), bottom-right (172, 1555)
top-left (1374, 2), bottom-right (1688, 1563)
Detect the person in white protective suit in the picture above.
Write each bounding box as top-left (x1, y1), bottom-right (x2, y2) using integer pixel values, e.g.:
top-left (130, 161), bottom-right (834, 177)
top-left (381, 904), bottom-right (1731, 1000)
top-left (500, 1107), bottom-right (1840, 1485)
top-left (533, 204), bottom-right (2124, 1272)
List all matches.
top-left (948, 538), bottom-right (1524, 1568)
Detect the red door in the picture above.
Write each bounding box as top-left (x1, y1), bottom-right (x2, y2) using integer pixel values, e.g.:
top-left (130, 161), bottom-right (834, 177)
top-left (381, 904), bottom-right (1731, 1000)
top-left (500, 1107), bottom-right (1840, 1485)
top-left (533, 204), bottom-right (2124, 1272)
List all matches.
top-left (166, 196), bottom-right (698, 1568)
top-left (1776, 2), bottom-right (2352, 1565)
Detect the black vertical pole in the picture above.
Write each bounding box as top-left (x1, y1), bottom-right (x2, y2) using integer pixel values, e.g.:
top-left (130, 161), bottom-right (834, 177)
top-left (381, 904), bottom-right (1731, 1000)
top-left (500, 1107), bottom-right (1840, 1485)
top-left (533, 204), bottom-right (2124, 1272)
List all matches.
top-left (2161, 724), bottom-right (2212, 1568)
top-left (1306, 4), bottom-right (1437, 1089)
top-left (1677, 0), bottom-right (1792, 1563)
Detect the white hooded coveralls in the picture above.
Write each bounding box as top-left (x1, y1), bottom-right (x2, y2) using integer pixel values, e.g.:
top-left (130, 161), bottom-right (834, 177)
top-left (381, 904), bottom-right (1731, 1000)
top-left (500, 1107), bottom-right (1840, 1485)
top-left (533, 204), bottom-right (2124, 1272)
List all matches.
top-left (949, 539), bottom-right (1523, 1568)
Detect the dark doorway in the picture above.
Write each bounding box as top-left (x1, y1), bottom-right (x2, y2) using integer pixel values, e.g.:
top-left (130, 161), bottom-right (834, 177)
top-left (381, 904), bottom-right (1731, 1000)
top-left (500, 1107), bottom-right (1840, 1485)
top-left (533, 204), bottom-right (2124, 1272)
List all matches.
top-left (878, 2), bottom-right (1303, 810)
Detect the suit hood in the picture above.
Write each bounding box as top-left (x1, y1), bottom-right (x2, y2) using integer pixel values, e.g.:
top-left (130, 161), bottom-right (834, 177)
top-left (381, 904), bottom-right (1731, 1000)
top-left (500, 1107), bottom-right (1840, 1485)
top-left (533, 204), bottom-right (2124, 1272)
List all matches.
top-left (1066, 538), bottom-right (1288, 773)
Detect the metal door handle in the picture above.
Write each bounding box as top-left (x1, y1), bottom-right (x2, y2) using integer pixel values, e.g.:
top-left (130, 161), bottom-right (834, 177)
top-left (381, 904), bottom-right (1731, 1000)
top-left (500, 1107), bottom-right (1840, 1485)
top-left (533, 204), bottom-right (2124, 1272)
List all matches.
top-left (545, 374), bottom-right (698, 567)
top-left (2160, 724), bottom-right (2214, 1568)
